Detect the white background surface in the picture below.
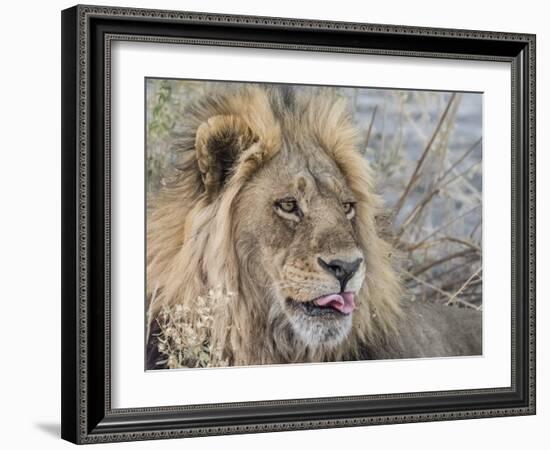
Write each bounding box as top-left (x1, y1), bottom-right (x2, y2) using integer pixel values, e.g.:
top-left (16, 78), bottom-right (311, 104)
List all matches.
top-left (0, 0), bottom-right (545, 449)
top-left (112, 43), bottom-right (511, 408)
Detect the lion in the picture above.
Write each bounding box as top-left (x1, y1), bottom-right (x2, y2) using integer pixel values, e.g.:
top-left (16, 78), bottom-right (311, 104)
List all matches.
top-left (146, 84), bottom-right (481, 369)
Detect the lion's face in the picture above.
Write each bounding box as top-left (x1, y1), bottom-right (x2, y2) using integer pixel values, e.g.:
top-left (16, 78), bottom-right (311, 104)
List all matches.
top-left (147, 86), bottom-right (401, 366)
top-left (234, 145), bottom-right (366, 348)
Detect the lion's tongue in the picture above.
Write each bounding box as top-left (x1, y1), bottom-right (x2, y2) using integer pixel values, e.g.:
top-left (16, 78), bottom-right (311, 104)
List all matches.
top-left (314, 293), bottom-right (356, 314)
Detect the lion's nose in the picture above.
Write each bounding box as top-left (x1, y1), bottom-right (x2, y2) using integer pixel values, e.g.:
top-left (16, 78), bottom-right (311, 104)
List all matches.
top-left (317, 257), bottom-right (363, 291)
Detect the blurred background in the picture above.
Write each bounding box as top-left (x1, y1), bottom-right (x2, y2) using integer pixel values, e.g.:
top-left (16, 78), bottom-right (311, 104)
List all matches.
top-left (146, 79), bottom-right (483, 311)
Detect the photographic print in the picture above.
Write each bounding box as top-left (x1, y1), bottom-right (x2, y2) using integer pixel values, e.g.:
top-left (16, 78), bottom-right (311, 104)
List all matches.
top-left (145, 79), bottom-right (483, 370)
top-left (62, 7), bottom-right (535, 442)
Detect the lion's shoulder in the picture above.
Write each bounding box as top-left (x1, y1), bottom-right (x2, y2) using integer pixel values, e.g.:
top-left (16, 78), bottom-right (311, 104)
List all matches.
top-left (364, 301), bottom-right (482, 360)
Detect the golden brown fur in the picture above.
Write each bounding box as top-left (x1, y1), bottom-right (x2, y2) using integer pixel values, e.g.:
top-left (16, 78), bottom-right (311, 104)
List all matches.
top-left (147, 85), bottom-right (405, 366)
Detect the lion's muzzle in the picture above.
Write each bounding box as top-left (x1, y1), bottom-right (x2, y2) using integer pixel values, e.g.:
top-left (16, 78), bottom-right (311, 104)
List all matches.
top-left (317, 257), bottom-right (363, 292)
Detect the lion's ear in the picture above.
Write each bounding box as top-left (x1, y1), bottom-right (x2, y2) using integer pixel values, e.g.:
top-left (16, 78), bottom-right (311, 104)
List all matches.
top-left (195, 114), bottom-right (258, 198)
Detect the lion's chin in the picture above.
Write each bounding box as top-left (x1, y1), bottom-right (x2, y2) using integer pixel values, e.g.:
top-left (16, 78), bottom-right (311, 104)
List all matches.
top-left (284, 297), bottom-right (353, 348)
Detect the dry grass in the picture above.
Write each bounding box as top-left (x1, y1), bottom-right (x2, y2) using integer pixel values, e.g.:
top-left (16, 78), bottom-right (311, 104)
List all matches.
top-left (151, 287), bottom-right (233, 369)
top-left (357, 91), bottom-right (482, 309)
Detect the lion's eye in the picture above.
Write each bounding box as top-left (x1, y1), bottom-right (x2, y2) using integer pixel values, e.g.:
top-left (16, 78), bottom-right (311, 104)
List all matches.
top-left (343, 202), bottom-right (355, 218)
top-left (274, 198), bottom-right (302, 220)
top-left (277, 199), bottom-right (298, 213)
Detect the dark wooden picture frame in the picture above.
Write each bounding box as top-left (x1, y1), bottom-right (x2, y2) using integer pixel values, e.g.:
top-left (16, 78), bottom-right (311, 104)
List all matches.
top-left (61, 4), bottom-right (536, 444)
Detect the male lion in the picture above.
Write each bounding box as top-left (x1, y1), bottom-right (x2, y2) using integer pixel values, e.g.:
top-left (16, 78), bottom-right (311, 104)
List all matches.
top-left (146, 84), bottom-right (481, 369)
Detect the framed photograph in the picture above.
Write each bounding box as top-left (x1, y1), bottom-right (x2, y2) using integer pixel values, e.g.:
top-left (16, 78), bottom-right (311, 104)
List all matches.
top-left (61, 4), bottom-right (536, 444)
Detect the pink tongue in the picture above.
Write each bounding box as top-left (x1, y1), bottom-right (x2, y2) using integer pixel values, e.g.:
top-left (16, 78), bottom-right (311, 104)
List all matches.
top-left (314, 292), bottom-right (356, 314)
